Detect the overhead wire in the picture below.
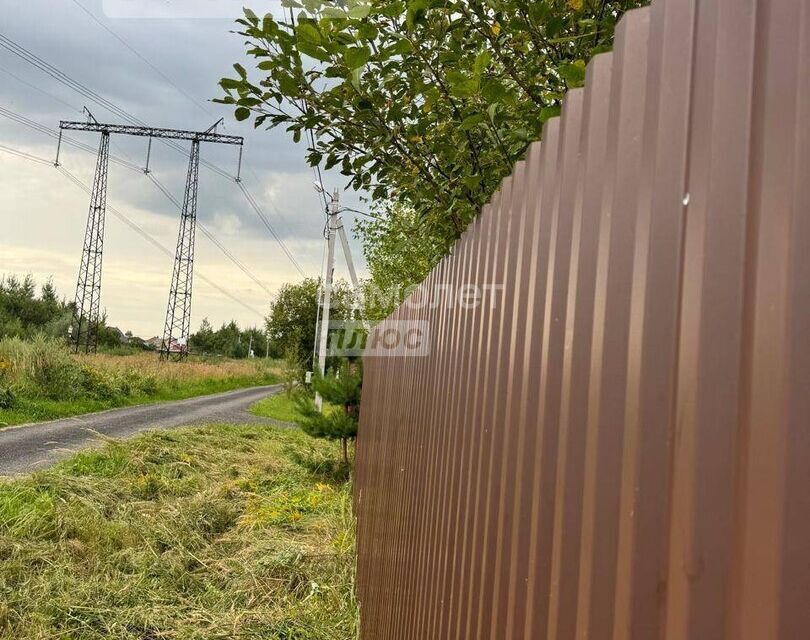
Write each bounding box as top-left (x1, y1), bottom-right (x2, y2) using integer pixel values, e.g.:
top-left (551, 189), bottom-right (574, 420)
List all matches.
top-left (0, 33), bottom-right (149, 126)
top-left (237, 180), bottom-right (307, 278)
top-left (0, 31), bottom-right (312, 277)
top-left (0, 33), bottom-right (228, 176)
top-left (286, 6), bottom-right (330, 215)
top-left (0, 53), bottom-right (147, 165)
top-left (284, 4), bottom-right (332, 356)
top-left (0, 142), bottom-right (52, 166)
top-left (55, 163), bottom-right (265, 319)
top-left (146, 173), bottom-right (274, 296)
top-left (0, 105), bottom-right (143, 172)
top-left (1, 120), bottom-right (272, 312)
top-left (0, 64), bottom-right (84, 115)
top-left (68, 0), bottom-right (215, 121)
top-left (0, 105), bottom-right (276, 294)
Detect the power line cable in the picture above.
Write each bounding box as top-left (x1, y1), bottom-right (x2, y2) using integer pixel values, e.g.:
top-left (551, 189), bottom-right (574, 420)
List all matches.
top-left (68, 0), bottom-right (215, 121)
top-left (0, 33), bottom-right (311, 277)
top-left (146, 173), bottom-right (273, 296)
top-left (0, 137), bottom-right (268, 319)
top-left (1, 105), bottom-right (277, 293)
top-left (0, 64), bottom-right (84, 115)
top-left (285, 6), bottom-right (329, 214)
top-left (237, 180), bottom-right (307, 278)
top-left (0, 142), bottom-right (52, 166)
top-left (56, 164), bottom-right (265, 319)
top-left (0, 33), bottom-right (148, 126)
top-left (0, 33), bottom-right (218, 169)
top-left (0, 67), bottom-right (135, 163)
top-left (0, 34), bottom-right (238, 181)
top-left (0, 105), bottom-right (143, 172)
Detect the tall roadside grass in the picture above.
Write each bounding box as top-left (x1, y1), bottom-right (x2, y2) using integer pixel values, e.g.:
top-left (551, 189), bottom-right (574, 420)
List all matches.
top-left (0, 424), bottom-right (358, 639)
top-left (0, 336), bottom-right (282, 427)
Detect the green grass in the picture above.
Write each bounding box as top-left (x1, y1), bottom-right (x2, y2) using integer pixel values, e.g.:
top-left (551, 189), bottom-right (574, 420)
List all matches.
top-left (0, 424), bottom-right (358, 639)
top-left (0, 337), bottom-right (282, 427)
top-left (251, 393), bottom-right (341, 424)
top-left (251, 392), bottom-right (303, 423)
top-left (0, 374), bottom-right (278, 427)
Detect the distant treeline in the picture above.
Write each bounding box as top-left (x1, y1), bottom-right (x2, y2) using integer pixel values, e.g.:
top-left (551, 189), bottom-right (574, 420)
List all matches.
top-left (1, 276), bottom-right (266, 358)
top-left (0, 275), bottom-right (72, 340)
top-left (189, 319), bottom-right (269, 359)
top-left (0, 275), bottom-right (140, 349)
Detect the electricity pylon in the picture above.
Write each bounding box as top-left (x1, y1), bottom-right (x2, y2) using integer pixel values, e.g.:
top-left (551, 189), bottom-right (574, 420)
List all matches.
top-left (161, 139), bottom-right (200, 361)
top-left (57, 113), bottom-right (243, 358)
top-left (69, 129), bottom-right (110, 353)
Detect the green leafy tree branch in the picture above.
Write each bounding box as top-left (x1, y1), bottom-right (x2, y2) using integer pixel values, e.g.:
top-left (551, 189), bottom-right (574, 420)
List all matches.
top-left (218, 0), bottom-right (647, 301)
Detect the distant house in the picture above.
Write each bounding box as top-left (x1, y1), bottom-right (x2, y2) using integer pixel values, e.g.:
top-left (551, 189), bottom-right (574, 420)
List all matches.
top-left (166, 338), bottom-right (188, 355)
top-left (144, 336), bottom-right (162, 351)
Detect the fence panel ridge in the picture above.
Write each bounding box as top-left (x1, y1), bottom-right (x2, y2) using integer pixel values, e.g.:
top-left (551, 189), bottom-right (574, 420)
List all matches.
top-left (354, 0), bottom-right (810, 637)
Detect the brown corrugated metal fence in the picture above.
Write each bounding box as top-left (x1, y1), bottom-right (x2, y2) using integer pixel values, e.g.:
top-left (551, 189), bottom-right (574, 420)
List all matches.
top-left (354, 0), bottom-right (810, 637)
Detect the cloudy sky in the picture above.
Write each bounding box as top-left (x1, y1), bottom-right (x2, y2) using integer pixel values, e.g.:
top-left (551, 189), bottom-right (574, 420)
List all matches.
top-left (0, 0), bottom-right (368, 337)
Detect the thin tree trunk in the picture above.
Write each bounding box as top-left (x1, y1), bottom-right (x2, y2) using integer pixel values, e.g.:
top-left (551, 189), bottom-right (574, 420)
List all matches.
top-left (342, 438), bottom-right (349, 466)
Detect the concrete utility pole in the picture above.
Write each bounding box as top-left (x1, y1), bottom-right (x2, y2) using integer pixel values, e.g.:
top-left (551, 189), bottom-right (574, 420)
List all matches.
top-left (315, 189), bottom-right (339, 410)
top-left (312, 186), bottom-right (366, 410)
top-left (336, 216), bottom-right (360, 292)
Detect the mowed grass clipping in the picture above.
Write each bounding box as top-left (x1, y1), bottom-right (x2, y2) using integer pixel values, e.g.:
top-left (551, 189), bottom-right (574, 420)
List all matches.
top-left (0, 424), bottom-right (358, 639)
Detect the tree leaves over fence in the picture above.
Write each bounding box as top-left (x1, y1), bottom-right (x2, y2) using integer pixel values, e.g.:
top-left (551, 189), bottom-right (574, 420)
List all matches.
top-left (218, 0), bottom-right (647, 274)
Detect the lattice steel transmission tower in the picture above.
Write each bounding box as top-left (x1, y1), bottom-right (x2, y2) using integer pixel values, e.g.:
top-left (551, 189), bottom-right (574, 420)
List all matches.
top-left (160, 139), bottom-right (200, 361)
top-left (69, 129), bottom-right (110, 353)
top-left (58, 114), bottom-right (243, 359)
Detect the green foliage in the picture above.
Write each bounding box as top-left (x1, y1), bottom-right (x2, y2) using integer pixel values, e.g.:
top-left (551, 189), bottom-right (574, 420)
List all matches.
top-left (0, 340), bottom-right (281, 427)
top-left (252, 391), bottom-right (341, 426)
top-left (0, 425), bottom-right (358, 638)
top-left (0, 275), bottom-right (142, 349)
top-left (310, 362), bottom-right (362, 409)
top-left (219, 0), bottom-right (649, 295)
top-left (95, 322), bottom-right (132, 350)
top-left (281, 341), bottom-right (305, 396)
top-left (0, 275), bottom-right (71, 340)
top-left (0, 335), bottom-right (86, 400)
top-left (265, 277), bottom-right (354, 366)
top-left (252, 392), bottom-right (306, 423)
top-left (189, 317), bottom-right (268, 358)
top-left (0, 388), bottom-right (14, 410)
top-left (296, 395), bottom-right (358, 442)
top-left (0, 336), bottom-right (162, 403)
top-left (293, 362), bottom-right (362, 464)
top-left (356, 203), bottom-right (448, 321)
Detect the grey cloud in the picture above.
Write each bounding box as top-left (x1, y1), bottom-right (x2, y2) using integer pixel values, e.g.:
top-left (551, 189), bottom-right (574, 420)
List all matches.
top-left (0, 0), bottom-right (369, 333)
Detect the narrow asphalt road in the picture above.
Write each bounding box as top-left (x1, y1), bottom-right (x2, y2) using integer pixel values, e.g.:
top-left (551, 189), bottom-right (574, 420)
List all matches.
top-left (0, 384), bottom-right (284, 476)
